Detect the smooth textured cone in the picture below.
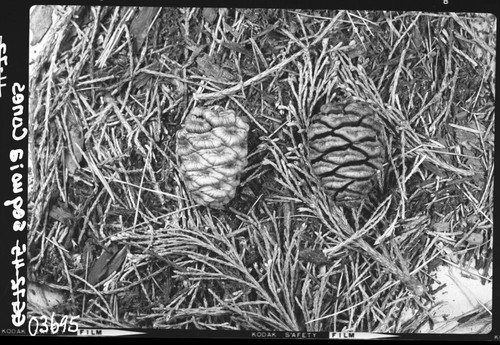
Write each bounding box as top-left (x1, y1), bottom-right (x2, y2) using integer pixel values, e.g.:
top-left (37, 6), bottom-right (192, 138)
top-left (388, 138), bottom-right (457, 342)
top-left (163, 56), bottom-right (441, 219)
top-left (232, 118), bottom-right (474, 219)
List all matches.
top-left (177, 106), bottom-right (249, 208)
top-left (308, 100), bottom-right (385, 206)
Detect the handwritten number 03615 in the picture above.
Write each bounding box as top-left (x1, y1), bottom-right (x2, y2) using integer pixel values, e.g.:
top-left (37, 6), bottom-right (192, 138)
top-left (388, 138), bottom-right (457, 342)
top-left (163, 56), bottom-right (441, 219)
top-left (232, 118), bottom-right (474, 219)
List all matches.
top-left (28, 314), bottom-right (79, 336)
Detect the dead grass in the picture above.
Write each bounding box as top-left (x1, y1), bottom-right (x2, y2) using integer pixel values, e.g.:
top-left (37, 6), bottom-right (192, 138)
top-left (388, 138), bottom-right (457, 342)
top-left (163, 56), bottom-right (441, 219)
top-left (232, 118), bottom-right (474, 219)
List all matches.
top-left (28, 7), bottom-right (494, 332)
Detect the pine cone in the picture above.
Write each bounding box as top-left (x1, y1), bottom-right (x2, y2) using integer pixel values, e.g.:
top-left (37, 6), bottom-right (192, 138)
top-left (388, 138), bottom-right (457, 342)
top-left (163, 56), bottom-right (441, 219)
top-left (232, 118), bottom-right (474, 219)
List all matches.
top-left (176, 106), bottom-right (249, 208)
top-left (307, 100), bottom-right (385, 206)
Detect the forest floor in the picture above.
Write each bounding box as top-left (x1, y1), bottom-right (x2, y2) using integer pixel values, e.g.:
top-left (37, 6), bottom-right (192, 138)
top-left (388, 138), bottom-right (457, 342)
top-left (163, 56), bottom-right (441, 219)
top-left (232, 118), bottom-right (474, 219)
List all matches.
top-left (27, 6), bottom-right (494, 333)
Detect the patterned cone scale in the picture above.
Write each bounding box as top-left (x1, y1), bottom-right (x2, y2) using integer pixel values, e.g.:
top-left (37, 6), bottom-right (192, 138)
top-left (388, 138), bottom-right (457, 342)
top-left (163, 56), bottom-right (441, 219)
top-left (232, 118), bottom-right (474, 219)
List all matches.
top-left (177, 106), bottom-right (249, 208)
top-left (307, 100), bottom-right (385, 206)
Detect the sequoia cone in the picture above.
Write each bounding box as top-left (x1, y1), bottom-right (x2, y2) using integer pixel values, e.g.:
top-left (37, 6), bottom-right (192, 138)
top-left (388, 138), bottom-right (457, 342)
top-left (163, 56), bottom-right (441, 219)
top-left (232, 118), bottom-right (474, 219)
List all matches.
top-left (307, 100), bottom-right (385, 206)
top-left (177, 106), bottom-right (249, 208)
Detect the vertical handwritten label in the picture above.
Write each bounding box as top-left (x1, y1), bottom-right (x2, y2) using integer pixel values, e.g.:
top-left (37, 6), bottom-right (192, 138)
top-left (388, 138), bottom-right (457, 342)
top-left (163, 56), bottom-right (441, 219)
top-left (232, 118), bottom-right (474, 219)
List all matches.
top-left (4, 82), bottom-right (27, 328)
top-left (0, 35), bottom-right (7, 98)
top-left (0, 4), bottom-right (29, 335)
top-left (0, 33), bottom-right (28, 332)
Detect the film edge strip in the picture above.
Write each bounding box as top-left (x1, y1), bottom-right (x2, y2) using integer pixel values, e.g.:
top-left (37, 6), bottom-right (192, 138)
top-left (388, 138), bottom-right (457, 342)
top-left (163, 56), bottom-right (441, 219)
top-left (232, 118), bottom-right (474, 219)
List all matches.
top-left (0, 3), bottom-right (30, 337)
